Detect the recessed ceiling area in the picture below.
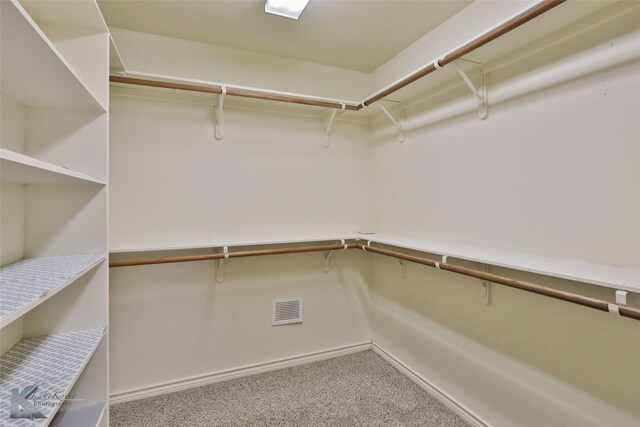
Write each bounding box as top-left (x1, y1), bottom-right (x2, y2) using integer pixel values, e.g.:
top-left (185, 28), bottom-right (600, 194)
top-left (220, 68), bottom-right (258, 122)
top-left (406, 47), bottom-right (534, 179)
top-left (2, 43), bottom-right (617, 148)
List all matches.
top-left (97, 0), bottom-right (471, 72)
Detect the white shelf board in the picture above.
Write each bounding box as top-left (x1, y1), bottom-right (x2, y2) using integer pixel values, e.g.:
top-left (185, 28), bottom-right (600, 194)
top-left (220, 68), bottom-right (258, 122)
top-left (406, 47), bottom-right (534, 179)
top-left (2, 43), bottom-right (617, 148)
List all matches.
top-left (109, 233), bottom-right (361, 253)
top-left (20, 0), bottom-right (109, 34)
top-left (110, 231), bottom-right (639, 293)
top-left (0, 254), bottom-right (106, 328)
top-left (49, 402), bottom-right (106, 427)
top-left (0, 149), bottom-right (107, 186)
top-left (364, 233), bottom-right (640, 293)
top-left (0, 0), bottom-right (106, 112)
top-left (0, 328), bottom-right (106, 427)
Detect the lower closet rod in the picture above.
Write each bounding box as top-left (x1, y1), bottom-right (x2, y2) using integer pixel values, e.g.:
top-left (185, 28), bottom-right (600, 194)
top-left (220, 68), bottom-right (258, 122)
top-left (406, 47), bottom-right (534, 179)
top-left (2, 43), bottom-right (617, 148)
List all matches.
top-left (109, 243), bottom-right (359, 267)
top-left (359, 244), bottom-right (640, 322)
top-left (108, 242), bottom-right (640, 322)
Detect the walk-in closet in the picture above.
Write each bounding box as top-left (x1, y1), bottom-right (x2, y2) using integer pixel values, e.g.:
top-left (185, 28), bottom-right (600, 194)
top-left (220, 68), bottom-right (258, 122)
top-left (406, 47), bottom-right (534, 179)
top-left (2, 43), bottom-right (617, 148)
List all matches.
top-left (1, 1), bottom-right (638, 426)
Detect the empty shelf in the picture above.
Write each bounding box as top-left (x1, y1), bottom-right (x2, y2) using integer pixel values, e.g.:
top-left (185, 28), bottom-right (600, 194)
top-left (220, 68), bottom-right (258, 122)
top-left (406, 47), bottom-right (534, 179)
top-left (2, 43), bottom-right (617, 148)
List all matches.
top-left (109, 233), bottom-right (361, 253)
top-left (0, 328), bottom-right (106, 426)
top-left (367, 233), bottom-right (640, 293)
top-left (0, 254), bottom-right (105, 328)
top-left (0, 0), bottom-right (105, 112)
top-left (0, 149), bottom-right (106, 186)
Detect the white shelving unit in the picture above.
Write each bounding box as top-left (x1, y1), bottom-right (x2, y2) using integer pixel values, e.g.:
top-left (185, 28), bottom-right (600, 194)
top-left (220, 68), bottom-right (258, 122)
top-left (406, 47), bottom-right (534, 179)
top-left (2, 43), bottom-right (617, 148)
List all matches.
top-left (0, 1), bottom-right (110, 426)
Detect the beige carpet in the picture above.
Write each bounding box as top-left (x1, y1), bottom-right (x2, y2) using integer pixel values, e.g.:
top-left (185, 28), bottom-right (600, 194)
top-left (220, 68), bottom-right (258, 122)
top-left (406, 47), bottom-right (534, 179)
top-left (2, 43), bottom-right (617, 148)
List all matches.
top-left (110, 350), bottom-right (469, 426)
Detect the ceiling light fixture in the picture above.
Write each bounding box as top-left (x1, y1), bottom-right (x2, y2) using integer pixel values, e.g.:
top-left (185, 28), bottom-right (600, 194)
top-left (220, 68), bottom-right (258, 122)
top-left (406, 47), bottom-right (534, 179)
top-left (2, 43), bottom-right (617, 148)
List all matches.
top-left (264, 0), bottom-right (310, 20)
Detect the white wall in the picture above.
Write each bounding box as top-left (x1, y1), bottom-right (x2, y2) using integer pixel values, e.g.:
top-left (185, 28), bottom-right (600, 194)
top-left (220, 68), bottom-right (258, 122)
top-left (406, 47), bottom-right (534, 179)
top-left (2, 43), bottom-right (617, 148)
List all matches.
top-left (110, 250), bottom-right (370, 398)
top-left (371, 60), bottom-right (639, 266)
top-left (370, 2), bottom-right (640, 268)
top-left (109, 94), bottom-right (370, 249)
top-left (368, 4), bottom-right (640, 425)
top-left (108, 93), bottom-right (372, 397)
top-left (369, 259), bottom-right (640, 426)
top-left (110, 28), bottom-right (370, 101)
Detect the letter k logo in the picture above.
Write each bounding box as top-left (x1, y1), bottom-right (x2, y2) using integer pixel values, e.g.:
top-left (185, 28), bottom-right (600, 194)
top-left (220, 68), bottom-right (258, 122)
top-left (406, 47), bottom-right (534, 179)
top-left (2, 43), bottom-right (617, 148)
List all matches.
top-left (10, 385), bottom-right (46, 419)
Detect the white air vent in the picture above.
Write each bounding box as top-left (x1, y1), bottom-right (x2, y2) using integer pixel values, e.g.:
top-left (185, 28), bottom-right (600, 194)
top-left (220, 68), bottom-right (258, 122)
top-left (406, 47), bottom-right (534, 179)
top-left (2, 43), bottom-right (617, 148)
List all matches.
top-left (272, 297), bottom-right (303, 326)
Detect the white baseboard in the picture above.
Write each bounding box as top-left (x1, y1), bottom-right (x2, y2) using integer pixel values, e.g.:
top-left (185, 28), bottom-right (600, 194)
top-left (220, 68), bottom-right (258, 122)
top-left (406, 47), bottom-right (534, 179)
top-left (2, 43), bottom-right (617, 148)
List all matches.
top-left (371, 342), bottom-right (488, 427)
top-left (109, 342), bottom-right (372, 404)
top-left (111, 340), bottom-right (483, 427)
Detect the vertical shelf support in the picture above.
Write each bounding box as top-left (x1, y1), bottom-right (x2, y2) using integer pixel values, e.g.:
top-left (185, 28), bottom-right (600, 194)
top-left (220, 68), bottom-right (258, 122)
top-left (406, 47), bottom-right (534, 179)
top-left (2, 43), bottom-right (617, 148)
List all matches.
top-left (216, 246), bottom-right (229, 283)
top-left (214, 86), bottom-right (226, 141)
top-left (323, 104), bottom-right (345, 148)
top-left (480, 263), bottom-right (491, 305)
top-left (380, 104), bottom-right (405, 143)
top-left (453, 60), bottom-right (488, 120)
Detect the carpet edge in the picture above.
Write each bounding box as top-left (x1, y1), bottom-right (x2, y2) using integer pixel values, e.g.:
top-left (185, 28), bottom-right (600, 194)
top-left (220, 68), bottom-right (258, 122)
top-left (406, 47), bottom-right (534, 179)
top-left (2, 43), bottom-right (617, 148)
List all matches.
top-left (371, 342), bottom-right (488, 427)
top-left (109, 341), bottom-right (372, 405)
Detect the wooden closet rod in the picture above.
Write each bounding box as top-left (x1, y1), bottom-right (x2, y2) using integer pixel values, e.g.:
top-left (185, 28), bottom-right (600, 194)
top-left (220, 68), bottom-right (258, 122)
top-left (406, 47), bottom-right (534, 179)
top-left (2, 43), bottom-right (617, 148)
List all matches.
top-left (109, 241), bottom-right (640, 322)
top-left (363, 0), bottom-right (566, 106)
top-left (109, 242), bottom-right (360, 267)
top-left (360, 244), bottom-right (640, 322)
top-left (110, 0), bottom-right (565, 111)
top-left (109, 76), bottom-right (361, 111)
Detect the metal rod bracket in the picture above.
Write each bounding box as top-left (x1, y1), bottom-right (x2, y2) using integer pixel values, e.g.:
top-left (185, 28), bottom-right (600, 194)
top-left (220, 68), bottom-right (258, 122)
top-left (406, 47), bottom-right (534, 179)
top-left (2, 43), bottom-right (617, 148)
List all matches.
top-left (215, 246), bottom-right (229, 282)
top-left (380, 104), bottom-right (405, 143)
top-left (480, 263), bottom-right (490, 305)
top-left (453, 61), bottom-right (488, 120)
top-left (616, 290), bottom-right (628, 305)
top-left (323, 103), bottom-right (345, 148)
top-left (399, 259), bottom-right (407, 278)
top-left (324, 239), bottom-right (348, 272)
top-left (323, 250), bottom-right (334, 272)
top-left (214, 86), bottom-right (226, 140)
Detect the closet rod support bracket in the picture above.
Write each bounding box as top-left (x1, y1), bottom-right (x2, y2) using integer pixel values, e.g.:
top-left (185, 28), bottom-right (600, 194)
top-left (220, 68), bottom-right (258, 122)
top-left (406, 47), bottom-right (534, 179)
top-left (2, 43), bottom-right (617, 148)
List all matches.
top-left (453, 61), bottom-right (488, 120)
top-left (399, 259), bottom-right (407, 278)
top-left (216, 246), bottom-right (229, 283)
top-left (380, 104), bottom-right (405, 143)
top-left (616, 290), bottom-right (628, 305)
top-left (323, 103), bottom-right (345, 148)
top-left (480, 263), bottom-right (490, 305)
top-left (323, 239), bottom-right (348, 272)
top-left (323, 250), bottom-right (334, 272)
top-left (214, 86), bottom-right (226, 141)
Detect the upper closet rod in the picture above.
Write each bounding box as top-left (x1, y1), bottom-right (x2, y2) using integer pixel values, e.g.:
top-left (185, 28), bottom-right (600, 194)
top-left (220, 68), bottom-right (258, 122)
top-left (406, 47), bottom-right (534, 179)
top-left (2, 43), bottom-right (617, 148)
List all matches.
top-left (109, 241), bottom-right (640, 322)
top-left (363, 0), bottom-right (566, 106)
top-left (109, 75), bottom-right (361, 111)
top-left (109, 0), bottom-right (565, 111)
